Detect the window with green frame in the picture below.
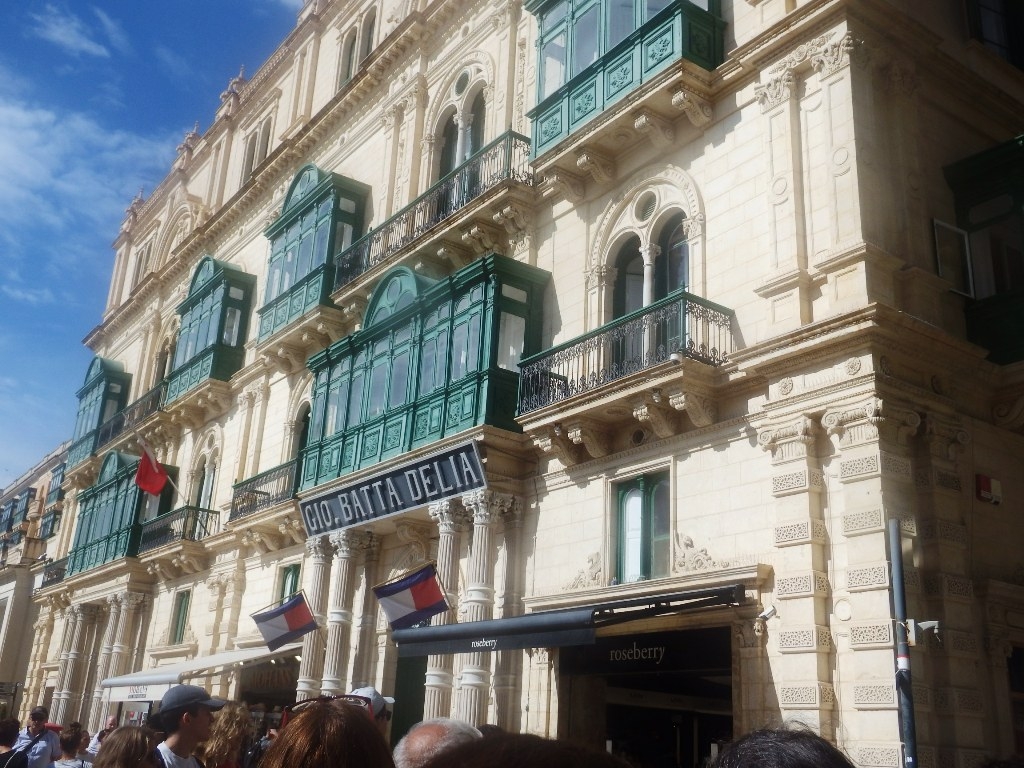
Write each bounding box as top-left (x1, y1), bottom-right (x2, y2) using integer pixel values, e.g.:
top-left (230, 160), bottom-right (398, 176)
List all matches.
top-left (69, 358), bottom-right (130, 459)
top-left (171, 257), bottom-right (255, 372)
top-left (279, 563), bottom-right (301, 601)
top-left (535, 0), bottom-right (714, 99)
top-left (45, 463), bottom-right (66, 506)
top-left (170, 590), bottom-right (192, 645)
top-left (616, 471), bottom-right (670, 583)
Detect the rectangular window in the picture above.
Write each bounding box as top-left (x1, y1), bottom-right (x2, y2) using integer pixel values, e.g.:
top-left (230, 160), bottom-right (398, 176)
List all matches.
top-left (241, 116), bottom-right (274, 181)
top-left (542, 32), bottom-right (568, 98)
top-left (572, 5), bottom-right (601, 75)
top-left (497, 312), bottom-right (526, 371)
top-left (616, 472), bottom-right (670, 583)
top-left (279, 563), bottom-right (301, 601)
top-left (607, 0), bottom-right (634, 49)
top-left (170, 590), bottom-right (192, 645)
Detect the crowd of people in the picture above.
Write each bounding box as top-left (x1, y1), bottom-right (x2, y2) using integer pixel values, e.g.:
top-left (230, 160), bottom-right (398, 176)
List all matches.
top-left (2, 688), bottom-right (1021, 768)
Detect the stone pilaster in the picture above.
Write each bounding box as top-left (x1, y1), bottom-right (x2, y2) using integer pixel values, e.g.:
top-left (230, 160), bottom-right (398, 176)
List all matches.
top-left (87, 597), bottom-right (119, 729)
top-left (351, 532), bottom-right (382, 689)
top-left (493, 500), bottom-right (523, 731)
top-left (297, 535), bottom-right (333, 699)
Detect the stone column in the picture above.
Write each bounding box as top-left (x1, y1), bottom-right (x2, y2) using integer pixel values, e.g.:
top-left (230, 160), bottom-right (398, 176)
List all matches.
top-left (52, 604), bottom-right (97, 724)
top-left (107, 593), bottom-right (146, 681)
top-left (51, 604), bottom-right (85, 723)
top-left (493, 500), bottom-right (523, 730)
top-left (321, 530), bottom-right (373, 695)
top-left (351, 533), bottom-right (382, 689)
top-left (24, 598), bottom-right (60, 716)
top-left (87, 597), bottom-right (120, 728)
top-left (423, 500), bottom-right (471, 719)
top-left (639, 242), bottom-right (659, 307)
top-left (454, 490), bottom-right (509, 725)
top-left (297, 535), bottom-right (333, 699)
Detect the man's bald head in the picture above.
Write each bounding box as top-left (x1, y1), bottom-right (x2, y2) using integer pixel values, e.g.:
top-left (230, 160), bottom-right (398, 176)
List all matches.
top-left (393, 718), bottom-right (482, 768)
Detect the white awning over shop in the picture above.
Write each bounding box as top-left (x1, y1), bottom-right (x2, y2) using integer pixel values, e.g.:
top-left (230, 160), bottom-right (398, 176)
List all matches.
top-left (101, 643), bottom-right (301, 700)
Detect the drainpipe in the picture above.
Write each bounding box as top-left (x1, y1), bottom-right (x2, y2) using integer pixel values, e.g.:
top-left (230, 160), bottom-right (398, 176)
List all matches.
top-left (889, 517), bottom-right (917, 768)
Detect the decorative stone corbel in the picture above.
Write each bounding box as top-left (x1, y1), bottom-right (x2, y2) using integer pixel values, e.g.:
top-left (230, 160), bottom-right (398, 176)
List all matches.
top-left (575, 147), bottom-right (615, 184)
top-left (667, 389), bottom-right (717, 428)
top-left (242, 529), bottom-right (278, 555)
top-left (436, 243), bottom-right (472, 269)
top-left (565, 418), bottom-right (612, 459)
top-left (492, 204), bottom-right (530, 236)
top-left (279, 516), bottom-right (307, 545)
top-left (461, 222), bottom-right (504, 254)
top-left (532, 425), bottom-right (579, 466)
top-left (632, 389), bottom-right (678, 439)
top-left (540, 169), bottom-right (585, 203)
top-left (342, 296), bottom-right (368, 329)
top-left (632, 108), bottom-right (674, 149)
top-left (261, 344), bottom-right (305, 375)
top-left (670, 86), bottom-right (713, 127)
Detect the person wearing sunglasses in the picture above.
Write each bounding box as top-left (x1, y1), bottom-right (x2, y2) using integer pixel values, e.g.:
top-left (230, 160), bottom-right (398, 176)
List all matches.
top-left (261, 696), bottom-right (394, 768)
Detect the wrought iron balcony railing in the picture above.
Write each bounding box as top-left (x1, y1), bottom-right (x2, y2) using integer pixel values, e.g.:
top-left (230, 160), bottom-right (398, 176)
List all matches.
top-left (336, 130), bottom-right (533, 289)
top-left (229, 459), bottom-right (299, 522)
top-left (41, 556), bottom-right (68, 588)
top-left (138, 505), bottom-right (219, 554)
top-left (96, 381), bottom-right (167, 449)
top-left (518, 289), bottom-right (733, 415)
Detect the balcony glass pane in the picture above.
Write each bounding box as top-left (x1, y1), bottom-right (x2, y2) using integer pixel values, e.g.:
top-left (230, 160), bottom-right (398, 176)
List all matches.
top-left (497, 312), bottom-right (526, 371)
top-left (645, 0), bottom-right (672, 18)
top-left (542, 32), bottom-right (568, 97)
top-left (573, 6), bottom-right (600, 75)
top-left (544, 0), bottom-right (568, 29)
top-left (608, 0), bottom-right (634, 48)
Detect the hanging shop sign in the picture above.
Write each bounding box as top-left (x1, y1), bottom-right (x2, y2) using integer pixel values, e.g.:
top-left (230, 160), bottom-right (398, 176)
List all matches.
top-left (299, 441), bottom-right (486, 537)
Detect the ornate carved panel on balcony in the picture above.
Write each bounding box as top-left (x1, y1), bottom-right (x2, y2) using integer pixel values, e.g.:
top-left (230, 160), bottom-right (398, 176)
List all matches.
top-left (518, 290), bottom-right (732, 465)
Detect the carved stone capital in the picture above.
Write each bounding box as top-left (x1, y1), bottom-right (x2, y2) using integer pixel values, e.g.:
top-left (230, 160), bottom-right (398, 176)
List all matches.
top-left (306, 534), bottom-right (332, 561)
top-left (823, 398), bottom-right (920, 447)
top-left (758, 415), bottom-right (816, 462)
top-left (586, 264), bottom-right (616, 290)
top-left (329, 529), bottom-right (375, 558)
top-left (811, 32), bottom-right (857, 77)
top-left (429, 499), bottom-right (473, 533)
top-left (920, 414), bottom-right (970, 462)
top-left (461, 490), bottom-right (516, 526)
top-left (754, 72), bottom-right (794, 111)
top-left (575, 147), bottom-right (615, 184)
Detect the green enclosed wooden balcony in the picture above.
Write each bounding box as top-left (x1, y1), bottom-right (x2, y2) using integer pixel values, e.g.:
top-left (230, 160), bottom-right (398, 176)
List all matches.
top-left (526, 0), bottom-right (723, 193)
top-left (39, 509), bottom-right (61, 540)
top-left (164, 345), bottom-right (245, 404)
top-left (66, 525), bottom-right (141, 576)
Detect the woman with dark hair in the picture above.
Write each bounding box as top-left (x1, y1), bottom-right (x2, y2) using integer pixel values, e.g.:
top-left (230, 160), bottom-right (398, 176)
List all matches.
top-left (55, 723), bottom-right (86, 768)
top-left (419, 732), bottom-right (631, 768)
top-left (709, 726), bottom-right (857, 768)
top-left (259, 697), bottom-right (394, 768)
top-left (92, 727), bottom-right (159, 768)
top-left (0, 719), bottom-right (28, 768)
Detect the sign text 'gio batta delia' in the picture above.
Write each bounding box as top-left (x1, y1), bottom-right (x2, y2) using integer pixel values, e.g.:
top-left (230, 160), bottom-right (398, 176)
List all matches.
top-left (299, 441), bottom-right (486, 537)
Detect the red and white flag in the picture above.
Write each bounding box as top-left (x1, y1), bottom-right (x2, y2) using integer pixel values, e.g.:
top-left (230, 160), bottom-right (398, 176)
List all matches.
top-left (251, 592), bottom-right (319, 651)
top-left (135, 440), bottom-right (168, 496)
top-left (373, 563), bottom-right (448, 630)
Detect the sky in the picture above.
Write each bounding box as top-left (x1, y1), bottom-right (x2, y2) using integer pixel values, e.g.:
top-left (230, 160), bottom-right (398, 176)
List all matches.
top-left (0, 0), bottom-right (305, 490)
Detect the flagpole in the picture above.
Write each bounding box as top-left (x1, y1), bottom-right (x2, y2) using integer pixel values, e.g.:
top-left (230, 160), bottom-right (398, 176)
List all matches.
top-left (130, 427), bottom-right (183, 498)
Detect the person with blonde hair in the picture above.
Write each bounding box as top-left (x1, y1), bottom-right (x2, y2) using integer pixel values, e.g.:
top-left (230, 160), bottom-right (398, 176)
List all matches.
top-left (92, 727), bottom-right (159, 768)
top-left (195, 703), bottom-right (250, 768)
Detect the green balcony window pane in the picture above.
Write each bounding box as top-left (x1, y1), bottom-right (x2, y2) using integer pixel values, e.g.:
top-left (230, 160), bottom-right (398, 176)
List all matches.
top-left (572, 6), bottom-right (600, 75)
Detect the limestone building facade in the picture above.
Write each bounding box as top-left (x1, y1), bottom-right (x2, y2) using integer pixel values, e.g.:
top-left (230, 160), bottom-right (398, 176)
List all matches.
top-left (17, 0), bottom-right (1024, 765)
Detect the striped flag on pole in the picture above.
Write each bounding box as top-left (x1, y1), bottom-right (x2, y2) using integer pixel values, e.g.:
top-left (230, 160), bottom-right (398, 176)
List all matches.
top-left (373, 563), bottom-right (448, 631)
top-left (251, 592), bottom-right (318, 651)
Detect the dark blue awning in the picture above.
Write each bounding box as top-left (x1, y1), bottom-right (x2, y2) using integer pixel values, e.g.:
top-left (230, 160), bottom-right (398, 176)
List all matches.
top-left (392, 583), bottom-right (745, 657)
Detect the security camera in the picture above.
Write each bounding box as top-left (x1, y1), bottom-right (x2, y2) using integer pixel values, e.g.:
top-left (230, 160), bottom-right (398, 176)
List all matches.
top-left (907, 619), bottom-right (940, 645)
top-left (756, 605), bottom-right (777, 621)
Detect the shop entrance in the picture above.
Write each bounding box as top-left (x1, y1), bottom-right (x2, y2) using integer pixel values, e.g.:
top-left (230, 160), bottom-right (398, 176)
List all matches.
top-left (560, 626), bottom-right (732, 768)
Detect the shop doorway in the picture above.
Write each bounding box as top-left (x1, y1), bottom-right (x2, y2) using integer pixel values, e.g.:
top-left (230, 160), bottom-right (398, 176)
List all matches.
top-left (560, 626), bottom-right (732, 768)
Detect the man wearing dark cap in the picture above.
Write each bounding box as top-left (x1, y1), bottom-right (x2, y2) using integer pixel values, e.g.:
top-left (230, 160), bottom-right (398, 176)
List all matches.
top-left (154, 685), bottom-right (226, 768)
top-left (12, 707), bottom-right (60, 768)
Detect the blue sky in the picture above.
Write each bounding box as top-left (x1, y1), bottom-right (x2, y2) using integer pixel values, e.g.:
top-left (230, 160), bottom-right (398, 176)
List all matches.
top-left (0, 0), bottom-right (303, 489)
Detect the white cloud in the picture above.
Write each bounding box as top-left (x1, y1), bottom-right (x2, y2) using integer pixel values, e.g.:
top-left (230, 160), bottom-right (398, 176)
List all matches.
top-left (92, 8), bottom-right (132, 55)
top-left (153, 45), bottom-right (195, 81)
top-left (28, 4), bottom-right (110, 58)
top-left (1, 286), bottom-right (55, 305)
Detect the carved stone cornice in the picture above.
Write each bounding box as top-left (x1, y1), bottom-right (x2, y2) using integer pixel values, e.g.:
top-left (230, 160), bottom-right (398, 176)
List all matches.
top-left (575, 147), bottom-right (615, 184)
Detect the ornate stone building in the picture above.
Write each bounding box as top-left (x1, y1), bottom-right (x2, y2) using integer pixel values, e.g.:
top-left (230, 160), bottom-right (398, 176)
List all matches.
top-left (16, 0), bottom-right (1024, 765)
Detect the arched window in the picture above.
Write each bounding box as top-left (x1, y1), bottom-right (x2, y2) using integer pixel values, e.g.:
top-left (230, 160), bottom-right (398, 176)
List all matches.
top-left (339, 27), bottom-right (358, 86)
top-left (612, 235), bottom-right (643, 319)
top-left (658, 214), bottom-right (689, 295)
top-left (194, 456), bottom-right (217, 509)
top-left (438, 112), bottom-right (460, 180)
top-left (610, 213), bottom-right (689, 321)
top-left (467, 91), bottom-right (486, 158)
top-left (360, 7), bottom-right (376, 62)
